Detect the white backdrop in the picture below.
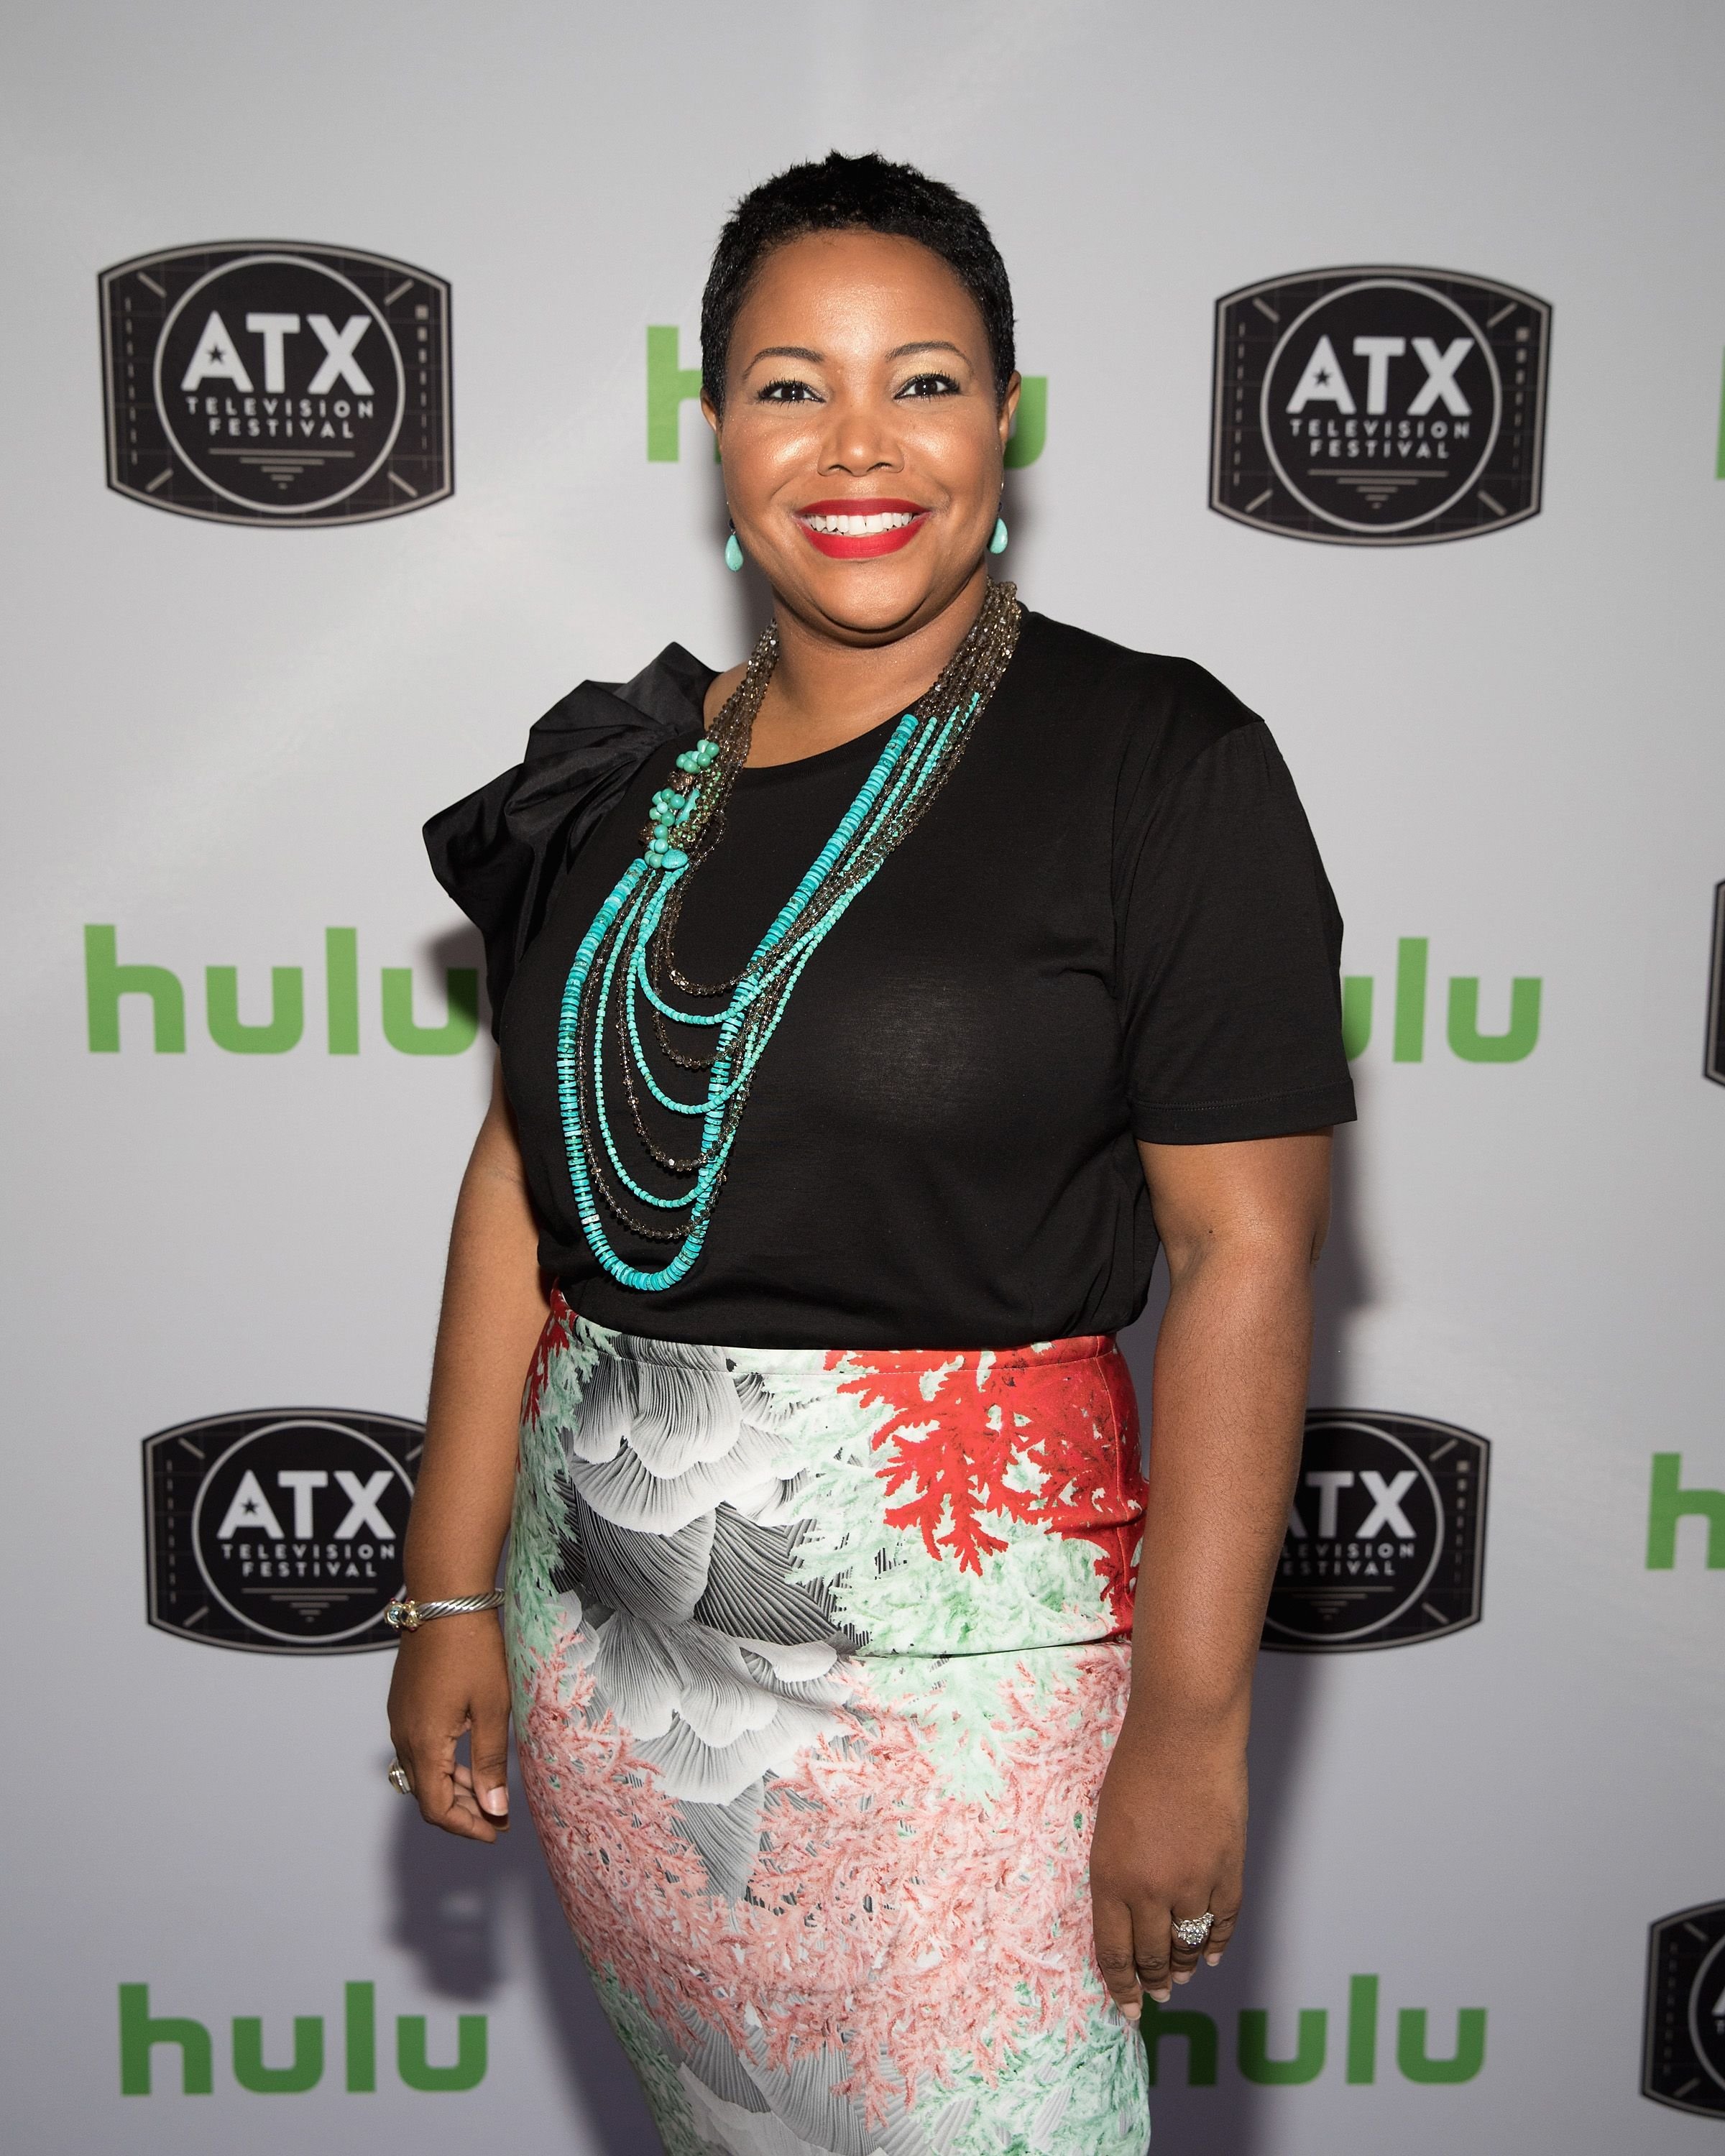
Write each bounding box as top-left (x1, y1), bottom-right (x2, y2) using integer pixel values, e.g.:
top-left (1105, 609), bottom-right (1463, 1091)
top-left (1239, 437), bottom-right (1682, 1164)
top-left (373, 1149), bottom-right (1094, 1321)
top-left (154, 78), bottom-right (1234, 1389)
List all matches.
top-left (4, 3), bottom-right (1722, 2151)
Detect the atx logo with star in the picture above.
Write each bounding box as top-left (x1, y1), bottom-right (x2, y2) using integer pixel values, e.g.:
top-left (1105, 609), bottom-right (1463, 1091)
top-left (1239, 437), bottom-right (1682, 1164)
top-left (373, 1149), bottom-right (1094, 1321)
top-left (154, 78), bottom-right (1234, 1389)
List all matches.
top-left (99, 241), bottom-right (452, 526)
top-left (1210, 267), bottom-right (1550, 545)
top-left (1263, 1410), bottom-right (1491, 1651)
top-left (143, 1409), bottom-right (420, 1653)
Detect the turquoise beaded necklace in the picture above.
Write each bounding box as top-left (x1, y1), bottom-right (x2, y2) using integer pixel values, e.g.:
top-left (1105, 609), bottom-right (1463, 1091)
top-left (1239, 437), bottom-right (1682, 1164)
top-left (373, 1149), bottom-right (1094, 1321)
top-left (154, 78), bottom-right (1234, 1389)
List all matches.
top-left (556, 581), bottom-right (1022, 1291)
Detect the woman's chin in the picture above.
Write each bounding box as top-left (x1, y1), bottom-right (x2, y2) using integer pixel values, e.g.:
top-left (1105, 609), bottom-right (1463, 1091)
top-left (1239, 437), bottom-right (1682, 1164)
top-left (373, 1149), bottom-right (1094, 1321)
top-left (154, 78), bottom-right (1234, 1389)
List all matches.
top-left (778, 557), bottom-right (986, 642)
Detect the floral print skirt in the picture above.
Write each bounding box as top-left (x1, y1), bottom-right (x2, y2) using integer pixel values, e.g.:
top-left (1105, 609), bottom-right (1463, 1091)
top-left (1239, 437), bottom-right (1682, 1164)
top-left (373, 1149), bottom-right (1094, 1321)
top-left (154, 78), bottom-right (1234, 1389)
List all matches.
top-left (508, 1297), bottom-right (1152, 2156)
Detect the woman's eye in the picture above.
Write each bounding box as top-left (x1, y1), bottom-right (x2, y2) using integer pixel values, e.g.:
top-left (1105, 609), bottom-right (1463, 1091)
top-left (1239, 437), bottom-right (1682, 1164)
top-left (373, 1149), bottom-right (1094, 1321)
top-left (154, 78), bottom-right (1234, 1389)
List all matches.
top-left (756, 378), bottom-right (820, 402)
top-left (898, 372), bottom-right (961, 398)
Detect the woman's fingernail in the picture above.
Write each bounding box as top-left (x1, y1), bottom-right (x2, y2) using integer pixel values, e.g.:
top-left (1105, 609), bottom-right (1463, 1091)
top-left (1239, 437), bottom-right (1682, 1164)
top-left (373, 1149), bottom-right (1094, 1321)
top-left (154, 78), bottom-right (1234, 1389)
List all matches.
top-left (1120, 2001), bottom-right (1141, 2024)
top-left (1150, 1988), bottom-right (1171, 2004)
top-left (1172, 1971), bottom-right (1191, 1985)
top-left (1205, 1952), bottom-right (1223, 1966)
top-left (481, 1787), bottom-right (509, 1816)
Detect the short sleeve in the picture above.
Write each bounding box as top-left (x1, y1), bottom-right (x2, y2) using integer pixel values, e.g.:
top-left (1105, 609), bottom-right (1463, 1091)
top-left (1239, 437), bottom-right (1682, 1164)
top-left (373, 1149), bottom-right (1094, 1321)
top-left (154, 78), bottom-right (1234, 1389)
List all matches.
top-left (424, 644), bottom-right (713, 1035)
top-left (1116, 711), bottom-right (1356, 1143)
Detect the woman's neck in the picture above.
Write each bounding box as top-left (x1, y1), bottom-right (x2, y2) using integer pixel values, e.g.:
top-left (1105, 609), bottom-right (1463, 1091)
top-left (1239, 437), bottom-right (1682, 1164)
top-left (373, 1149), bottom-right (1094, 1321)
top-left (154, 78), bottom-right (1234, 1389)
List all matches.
top-left (738, 564), bottom-right (990, 769)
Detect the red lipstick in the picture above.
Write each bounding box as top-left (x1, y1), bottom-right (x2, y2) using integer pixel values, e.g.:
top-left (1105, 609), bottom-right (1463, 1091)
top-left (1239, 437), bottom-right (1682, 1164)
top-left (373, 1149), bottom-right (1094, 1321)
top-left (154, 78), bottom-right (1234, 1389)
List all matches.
top-left (796, 497), bottom-right (929, 559)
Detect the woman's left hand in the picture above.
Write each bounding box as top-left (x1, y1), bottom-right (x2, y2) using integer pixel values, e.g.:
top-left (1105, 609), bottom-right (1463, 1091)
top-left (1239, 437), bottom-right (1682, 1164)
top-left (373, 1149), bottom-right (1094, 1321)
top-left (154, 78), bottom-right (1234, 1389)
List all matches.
top-left (1089, 1717), bottom-right (1247, 2018)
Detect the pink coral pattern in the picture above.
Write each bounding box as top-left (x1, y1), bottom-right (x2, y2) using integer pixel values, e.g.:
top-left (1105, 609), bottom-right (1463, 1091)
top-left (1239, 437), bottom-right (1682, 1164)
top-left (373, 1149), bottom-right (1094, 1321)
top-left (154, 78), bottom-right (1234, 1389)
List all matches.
top-left (522, 1639), bottom-right (1126, 2104)
top-left (509, 1317), bottom-right (1151, 2156)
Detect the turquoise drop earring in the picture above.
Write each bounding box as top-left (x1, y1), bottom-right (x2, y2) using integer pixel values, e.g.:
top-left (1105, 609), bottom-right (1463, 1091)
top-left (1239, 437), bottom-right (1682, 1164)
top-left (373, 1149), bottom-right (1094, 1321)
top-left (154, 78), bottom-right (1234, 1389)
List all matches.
top-left (988, 515), bottom-right (1009, 556)
top-left (724, 527), bottom-right (745, 573)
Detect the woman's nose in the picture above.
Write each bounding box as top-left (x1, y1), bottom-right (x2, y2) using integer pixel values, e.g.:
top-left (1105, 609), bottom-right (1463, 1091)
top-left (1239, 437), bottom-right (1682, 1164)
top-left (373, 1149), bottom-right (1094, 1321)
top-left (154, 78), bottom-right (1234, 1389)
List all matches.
top-left (819, 398), bottom-right (901, 477)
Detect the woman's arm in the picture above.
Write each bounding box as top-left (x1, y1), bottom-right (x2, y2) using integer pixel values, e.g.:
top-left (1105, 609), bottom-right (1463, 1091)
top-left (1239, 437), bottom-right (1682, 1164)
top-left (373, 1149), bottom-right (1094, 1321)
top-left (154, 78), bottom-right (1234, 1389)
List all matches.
top-left (1090, 1130), bottom-right (1332, 2017)
top-left (386, 1059), bottom-right (550, 1843)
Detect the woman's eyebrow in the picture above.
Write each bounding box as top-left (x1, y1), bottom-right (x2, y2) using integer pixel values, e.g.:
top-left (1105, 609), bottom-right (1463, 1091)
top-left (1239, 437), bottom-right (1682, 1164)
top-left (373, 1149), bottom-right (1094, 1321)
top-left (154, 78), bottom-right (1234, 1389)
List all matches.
top-left (740, 338), bottom-right (972, 379)
top-left (742, 345), bottom-right (824, 374)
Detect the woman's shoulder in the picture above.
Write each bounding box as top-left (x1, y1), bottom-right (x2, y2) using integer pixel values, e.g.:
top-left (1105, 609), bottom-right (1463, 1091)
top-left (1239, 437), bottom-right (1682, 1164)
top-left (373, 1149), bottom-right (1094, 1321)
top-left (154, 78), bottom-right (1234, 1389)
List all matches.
top-left (1014, 607), bottom-right (1261, 762)
top-left (523, 642), bottom-right (716, 768)
top-left (423, 641), bottom-right (717, 1030)
top-left (429, 642), bottom-right (714, 848)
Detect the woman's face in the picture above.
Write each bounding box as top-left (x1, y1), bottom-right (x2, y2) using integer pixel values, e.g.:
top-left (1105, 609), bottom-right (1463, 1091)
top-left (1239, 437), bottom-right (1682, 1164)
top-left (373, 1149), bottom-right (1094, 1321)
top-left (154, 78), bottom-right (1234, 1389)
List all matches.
top-left (705, 229), bottom-right (1018, 647)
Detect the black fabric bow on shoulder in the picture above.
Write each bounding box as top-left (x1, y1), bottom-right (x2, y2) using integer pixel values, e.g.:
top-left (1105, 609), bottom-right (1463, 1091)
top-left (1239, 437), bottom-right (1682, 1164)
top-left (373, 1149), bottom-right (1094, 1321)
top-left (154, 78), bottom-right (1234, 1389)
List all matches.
top-left (424, 643), bottom-right (717, 1037)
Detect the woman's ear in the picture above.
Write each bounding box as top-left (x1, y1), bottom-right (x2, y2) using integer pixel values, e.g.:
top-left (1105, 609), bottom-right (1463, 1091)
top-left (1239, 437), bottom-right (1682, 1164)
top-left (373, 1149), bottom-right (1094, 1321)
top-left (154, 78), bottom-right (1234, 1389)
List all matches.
top-left (700, 392), bottom-right (722, 451)
top-left (998, 372), bottom-right (1022, 453)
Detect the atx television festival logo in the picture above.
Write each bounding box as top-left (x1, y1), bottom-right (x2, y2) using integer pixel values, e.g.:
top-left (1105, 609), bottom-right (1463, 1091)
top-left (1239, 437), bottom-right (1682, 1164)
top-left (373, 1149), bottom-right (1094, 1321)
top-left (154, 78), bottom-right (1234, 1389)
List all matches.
top-left (143, 1410), bottom-right (419, 1653)
top-left (1263, 1411), bottom-right (1489, 1652)
top-left (98, 241), bottom-right (451, 525)
top-left (1644, 1901), bottom-right (1725, 2117)
top-left (1211, 267), bottom-right (1550, 545)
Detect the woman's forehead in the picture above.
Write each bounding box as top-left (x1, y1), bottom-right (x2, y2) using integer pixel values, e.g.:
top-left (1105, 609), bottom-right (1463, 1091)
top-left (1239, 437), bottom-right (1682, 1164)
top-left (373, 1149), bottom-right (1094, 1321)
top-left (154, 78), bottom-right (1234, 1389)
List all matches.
top-left (733, 231), bottom-right (988, 349)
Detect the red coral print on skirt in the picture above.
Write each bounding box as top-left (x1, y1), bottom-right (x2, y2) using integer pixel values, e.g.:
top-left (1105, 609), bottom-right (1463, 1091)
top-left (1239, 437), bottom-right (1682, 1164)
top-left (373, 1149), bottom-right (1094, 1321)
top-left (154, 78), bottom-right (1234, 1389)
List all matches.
top-left (837, 1335), bottom-right (1146, 1629)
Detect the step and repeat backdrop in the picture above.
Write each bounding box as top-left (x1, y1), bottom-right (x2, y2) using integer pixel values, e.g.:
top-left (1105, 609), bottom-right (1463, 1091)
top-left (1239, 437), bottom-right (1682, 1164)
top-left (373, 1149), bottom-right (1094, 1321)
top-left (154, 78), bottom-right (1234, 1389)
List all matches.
top-left (3, 4), bottom-right (1721, 2153)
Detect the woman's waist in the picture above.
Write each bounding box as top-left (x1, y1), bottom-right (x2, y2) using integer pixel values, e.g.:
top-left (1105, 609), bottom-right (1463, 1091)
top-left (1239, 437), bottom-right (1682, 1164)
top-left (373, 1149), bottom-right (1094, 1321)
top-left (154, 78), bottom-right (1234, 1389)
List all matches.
top-left (543, 1177), bottom-right (1149, 1353)
top-left (548, 1263), bottom-right (1140, 1354)
top-left (565, 1301), bottom-right (1121, 1373)
top-left (519, 1298), bottom-right (1144, 1656)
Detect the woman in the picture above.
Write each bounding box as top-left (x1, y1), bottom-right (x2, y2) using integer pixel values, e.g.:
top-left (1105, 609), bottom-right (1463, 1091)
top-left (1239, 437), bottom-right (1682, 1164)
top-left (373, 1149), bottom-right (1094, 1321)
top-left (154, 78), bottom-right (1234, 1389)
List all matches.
top-left (388, 151), bottom-right (1353, 2156)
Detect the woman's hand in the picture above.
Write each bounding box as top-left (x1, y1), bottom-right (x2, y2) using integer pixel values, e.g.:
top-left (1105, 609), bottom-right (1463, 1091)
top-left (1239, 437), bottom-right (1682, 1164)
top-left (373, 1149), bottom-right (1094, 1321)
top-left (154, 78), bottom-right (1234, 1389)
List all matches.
top-left (386, 1611), bottom-right (513, 1843)
top-left (1090, 1715), bottom-right (1246, 2017)
top-left (385, 1061), bottom-right (545, 1844)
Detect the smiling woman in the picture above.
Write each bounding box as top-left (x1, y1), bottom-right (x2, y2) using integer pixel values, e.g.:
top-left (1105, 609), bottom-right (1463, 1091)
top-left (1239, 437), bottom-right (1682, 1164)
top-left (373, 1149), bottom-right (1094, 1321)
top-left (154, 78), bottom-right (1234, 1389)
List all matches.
top-left (392, 151), bottom-right (1355, 2156)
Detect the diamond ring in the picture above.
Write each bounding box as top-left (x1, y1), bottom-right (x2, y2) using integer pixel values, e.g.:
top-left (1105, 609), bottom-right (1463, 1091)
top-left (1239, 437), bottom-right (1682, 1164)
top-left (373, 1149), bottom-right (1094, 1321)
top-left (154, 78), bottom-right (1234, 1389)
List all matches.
top-left (1171, 1912), bottom-right (1215, 1950)
top-left (387, 1759), bottom-right (414, 1797)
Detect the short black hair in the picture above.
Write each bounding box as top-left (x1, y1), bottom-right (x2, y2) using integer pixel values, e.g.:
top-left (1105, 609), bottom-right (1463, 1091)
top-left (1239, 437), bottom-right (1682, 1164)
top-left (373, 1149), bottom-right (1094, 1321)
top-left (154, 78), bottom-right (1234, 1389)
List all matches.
top-left (700, 150), bottom-right (1016, 413)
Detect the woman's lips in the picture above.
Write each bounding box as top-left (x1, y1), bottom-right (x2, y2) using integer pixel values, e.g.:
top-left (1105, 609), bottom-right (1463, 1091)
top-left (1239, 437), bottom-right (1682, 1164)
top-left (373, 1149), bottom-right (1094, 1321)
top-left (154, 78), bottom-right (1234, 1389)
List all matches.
top-left (794, 497), bottom-right (929, 559)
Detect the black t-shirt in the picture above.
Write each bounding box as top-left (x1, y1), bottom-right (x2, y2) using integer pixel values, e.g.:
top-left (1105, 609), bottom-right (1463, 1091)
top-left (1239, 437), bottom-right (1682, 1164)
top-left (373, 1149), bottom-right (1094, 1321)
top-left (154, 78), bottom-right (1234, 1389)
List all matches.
top-left (431, 608), bottom-right (1355, 1350)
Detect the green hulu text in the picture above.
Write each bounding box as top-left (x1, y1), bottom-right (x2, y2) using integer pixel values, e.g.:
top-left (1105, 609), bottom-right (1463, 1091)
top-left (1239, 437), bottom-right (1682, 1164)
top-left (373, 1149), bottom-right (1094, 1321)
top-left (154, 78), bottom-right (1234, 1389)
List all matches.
top-left (119, 1981), bottom-right (484, 2095)
top-left (1646, 1453), bottom-right (1725, 1569)
top-left (645, 324), bottom-right (1048, 468)
top-left (1716, 346), bottom-right (1725, 479)
top-left (1343, 937), bottom-right (1541, 1063)
top-left (1145, 1976), bottom-right (1484, 2088)
top-left (84, 927), bottom-right (479, 1056)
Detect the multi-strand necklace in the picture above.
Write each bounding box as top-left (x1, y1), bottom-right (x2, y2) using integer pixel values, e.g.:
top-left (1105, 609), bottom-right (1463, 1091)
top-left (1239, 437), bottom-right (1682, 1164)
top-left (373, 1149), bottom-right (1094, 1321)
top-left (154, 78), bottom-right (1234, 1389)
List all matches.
top-left (556, 579), bottom-right (1023, 1291)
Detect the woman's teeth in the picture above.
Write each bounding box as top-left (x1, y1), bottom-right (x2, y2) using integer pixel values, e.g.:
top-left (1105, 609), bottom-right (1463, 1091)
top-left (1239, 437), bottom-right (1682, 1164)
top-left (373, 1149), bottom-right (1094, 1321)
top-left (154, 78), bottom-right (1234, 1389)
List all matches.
top-left (802, 510), bottom-right (919, 535)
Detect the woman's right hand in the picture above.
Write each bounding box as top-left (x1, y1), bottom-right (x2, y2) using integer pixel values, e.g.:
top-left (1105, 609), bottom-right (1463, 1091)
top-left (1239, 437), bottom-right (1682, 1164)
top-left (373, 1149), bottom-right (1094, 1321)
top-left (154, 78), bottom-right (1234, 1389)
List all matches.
top-left (386, 1611), bottom-right (513, 1843)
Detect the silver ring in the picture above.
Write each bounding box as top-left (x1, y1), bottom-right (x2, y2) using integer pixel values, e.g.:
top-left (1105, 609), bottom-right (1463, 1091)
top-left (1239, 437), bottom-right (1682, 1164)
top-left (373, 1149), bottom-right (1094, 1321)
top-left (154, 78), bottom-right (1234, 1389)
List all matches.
top-left (387, 1759), bottom-right (414, 1797)
top-left (1171, 1912), bottom-right (1215, 1950)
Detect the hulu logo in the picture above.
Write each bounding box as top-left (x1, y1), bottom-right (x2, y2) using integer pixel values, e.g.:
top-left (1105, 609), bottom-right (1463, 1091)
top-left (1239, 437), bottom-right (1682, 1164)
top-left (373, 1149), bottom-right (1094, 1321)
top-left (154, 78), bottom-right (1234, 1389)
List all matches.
top-left (1716, 349), bottom-right (1725, 479)
top-left (645, 326), bottom-right (1048, 468)
top-left (1343, 937), bottom-right (1541, 1064)
top-left (1646, 1454), bottom-right (1725, 1569)
top-left (1146, 1976), bottom-right (1485, 2088)
top-left (84, 927), bottom-right (479, 1056)
top-left (119, 1981), bottom-right (485, 2095)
